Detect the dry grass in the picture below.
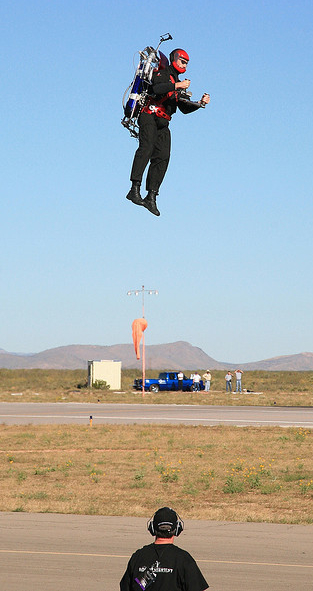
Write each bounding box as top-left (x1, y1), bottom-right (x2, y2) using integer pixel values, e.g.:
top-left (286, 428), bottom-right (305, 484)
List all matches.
top-left (1, 369), bottom-right (313, 406)
top-left (0, 424), bottom-right (312, 524)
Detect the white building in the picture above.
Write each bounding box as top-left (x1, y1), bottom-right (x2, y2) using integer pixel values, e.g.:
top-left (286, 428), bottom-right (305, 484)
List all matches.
top-left (87, 360), bottom-right (122, 390)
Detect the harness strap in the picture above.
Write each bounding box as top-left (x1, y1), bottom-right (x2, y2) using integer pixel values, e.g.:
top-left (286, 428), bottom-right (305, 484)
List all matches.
top-left (142, 101), bottom-right (171, 120)
top-left (141, 75), bottom-right (177, 121)
top-left (165, 75), bottom-right (179, 101)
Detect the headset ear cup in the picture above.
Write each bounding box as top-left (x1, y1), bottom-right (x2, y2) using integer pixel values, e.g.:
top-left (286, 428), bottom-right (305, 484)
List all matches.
top-left (147, 518), bottom-right (155, 536)
top-left (175, 517), bottom-right (184, 536)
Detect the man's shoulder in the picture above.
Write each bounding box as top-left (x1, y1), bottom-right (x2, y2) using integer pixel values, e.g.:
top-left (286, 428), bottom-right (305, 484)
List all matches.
top-left (132, 543), bottom-right (193, 556)
top-left (153, 66), bottom-right (170, 79)
top-left (135, 542), bottom-right (154, 551)
top-left (153, 65), bottom-right (177, 82)
top-left (170, 544), bottom-right (195, 560)
top-left (130, 543), bottom-right (154, 558)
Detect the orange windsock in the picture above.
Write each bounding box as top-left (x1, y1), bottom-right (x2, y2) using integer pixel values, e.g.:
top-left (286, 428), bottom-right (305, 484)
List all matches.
top-left (132, 318), bottom-right (148, 359)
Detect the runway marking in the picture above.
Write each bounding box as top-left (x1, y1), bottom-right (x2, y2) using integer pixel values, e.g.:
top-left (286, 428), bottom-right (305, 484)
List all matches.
top-left (197, 558), bottom-right (313, 568)
top-left (0, 414), bottom-right (313, 427)
top-left (0, 550), bottom-right (312, 568)
top-left (0, 549), bottom-right (127, 558)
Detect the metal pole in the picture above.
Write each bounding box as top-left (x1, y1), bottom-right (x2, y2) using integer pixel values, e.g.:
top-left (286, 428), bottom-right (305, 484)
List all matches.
top-left (142, 330), bottom-right (145, 399)
top-left (142, 285), bottom-right (145, 398)
top-left (127, 285), bottom-right (158, 399)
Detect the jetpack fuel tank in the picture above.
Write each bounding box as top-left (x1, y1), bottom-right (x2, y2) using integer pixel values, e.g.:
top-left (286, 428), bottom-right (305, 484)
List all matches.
top-left (122, 33), bottom-right (172, 139)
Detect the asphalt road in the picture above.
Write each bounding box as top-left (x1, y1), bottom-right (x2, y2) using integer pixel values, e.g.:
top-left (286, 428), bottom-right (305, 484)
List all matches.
top-left (1, 403), bottom-right (312, 590)
top-left (0, 513), bottom-right (312, 591)
top-left (1, 401), bottom-right (313, 427)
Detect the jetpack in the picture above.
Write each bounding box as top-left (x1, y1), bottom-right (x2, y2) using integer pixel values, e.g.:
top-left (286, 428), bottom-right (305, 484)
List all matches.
top-left (121, 33), bottom-right (173, 139)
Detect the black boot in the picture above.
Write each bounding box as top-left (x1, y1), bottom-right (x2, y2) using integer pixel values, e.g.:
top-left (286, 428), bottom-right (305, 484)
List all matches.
top-left (143, 190), bottom-right (160, 216)
top-left (126, 181), bottom-right (144, 206)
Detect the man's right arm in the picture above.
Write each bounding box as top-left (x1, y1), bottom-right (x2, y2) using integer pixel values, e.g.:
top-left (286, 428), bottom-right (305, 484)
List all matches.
top-left (152, 69), bottom-right (191, 96)
top-left (120, 569), bottom-right (130, 591)
top-left (120, 557), bottom-right (133, 591)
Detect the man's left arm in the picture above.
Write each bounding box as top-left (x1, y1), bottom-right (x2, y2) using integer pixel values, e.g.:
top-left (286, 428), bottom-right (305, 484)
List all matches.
top-left (184, 553), bottom-right (209, 591)
top-left (178, 93), bottom-right (210, 114)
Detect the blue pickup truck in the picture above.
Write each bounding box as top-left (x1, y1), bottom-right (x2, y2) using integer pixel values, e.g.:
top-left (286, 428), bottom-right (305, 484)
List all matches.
top-left (133, 371), bottom-right (204, 393)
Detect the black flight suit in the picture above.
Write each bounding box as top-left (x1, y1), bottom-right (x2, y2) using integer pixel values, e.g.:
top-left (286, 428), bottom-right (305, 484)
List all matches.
top-left (130, 64), bottom-right (202, 193)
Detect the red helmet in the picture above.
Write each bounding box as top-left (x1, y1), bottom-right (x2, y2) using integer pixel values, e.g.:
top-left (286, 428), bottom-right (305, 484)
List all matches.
top-left (169, 48), bottom-right (189, 73)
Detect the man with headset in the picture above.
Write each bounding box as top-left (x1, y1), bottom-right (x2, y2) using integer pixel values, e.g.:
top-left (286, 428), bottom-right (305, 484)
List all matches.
top-left (120, 506), bottom-right (209, 590)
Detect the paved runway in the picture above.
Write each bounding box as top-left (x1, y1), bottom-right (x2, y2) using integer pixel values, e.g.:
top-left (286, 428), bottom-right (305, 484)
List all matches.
top-left (0, 513), bottom-right (312, 591)
top-left (1, 404), bottom-right (312, 589)
top-left (1, 402), bottom-right (313, 427)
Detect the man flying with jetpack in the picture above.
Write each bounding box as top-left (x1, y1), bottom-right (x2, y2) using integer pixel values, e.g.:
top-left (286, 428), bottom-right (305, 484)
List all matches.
top-left (125, 42), bottom-right (210, 216)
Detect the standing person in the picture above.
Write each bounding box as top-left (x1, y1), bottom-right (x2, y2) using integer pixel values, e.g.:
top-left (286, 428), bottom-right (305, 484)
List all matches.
top-left (120, 506), bottom-right (209, 591)
top-left (193, 371), bottom-right (201, 391)
top-left (235, 369), bottom-right (244, 392)
top-left (225, 371), bottom-right (233, 393)
top-left (202, 370), bottom-right (212, 392)
top-left (177, 370), bottom-right (184, 391)
top-left (126, 48), bottom-right (210, 216)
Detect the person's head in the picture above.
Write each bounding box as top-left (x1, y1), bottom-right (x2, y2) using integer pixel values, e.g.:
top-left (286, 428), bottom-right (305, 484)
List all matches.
top-left (169, 48), bottom-right (189, 73)
top-left (147, 507), bottom-right (184, 538)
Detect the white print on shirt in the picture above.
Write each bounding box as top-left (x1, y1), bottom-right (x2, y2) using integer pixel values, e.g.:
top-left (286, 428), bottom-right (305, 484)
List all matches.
top-left (139, 561), bottom-right (173, 574)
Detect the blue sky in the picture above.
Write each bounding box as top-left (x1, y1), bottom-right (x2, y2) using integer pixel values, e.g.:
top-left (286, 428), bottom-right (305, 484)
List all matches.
top-left (1, 0), bottom-right (313, 363)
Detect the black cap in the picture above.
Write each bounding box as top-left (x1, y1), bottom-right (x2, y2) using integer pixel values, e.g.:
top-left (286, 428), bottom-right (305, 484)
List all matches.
top-left (153, 507), bottom-right (177, 535)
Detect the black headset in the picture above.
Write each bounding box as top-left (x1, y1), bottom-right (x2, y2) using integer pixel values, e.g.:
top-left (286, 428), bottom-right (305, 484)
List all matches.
top-left (147, 508), bottom-right (184, 537)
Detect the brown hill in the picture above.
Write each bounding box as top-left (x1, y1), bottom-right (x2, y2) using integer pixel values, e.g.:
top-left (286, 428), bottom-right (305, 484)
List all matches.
top-left (0, 341), bottom-right (222, 370)
top-left (0, 343), bottom-right (313, 371)
top-left (237, 352), bottom-right (313, 371)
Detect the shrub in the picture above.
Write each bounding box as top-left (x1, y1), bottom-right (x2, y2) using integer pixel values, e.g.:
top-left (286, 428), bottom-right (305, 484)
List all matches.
top-left (223, 475), bottom-right (244, 494)
top-left (92, 380), bottom-right (109, 390)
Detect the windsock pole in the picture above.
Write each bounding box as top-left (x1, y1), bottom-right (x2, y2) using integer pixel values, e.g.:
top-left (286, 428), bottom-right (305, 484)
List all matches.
top-left (128, 285), bottom-right (158, 399)
top-left (142, 330), bottom-right (145, 399)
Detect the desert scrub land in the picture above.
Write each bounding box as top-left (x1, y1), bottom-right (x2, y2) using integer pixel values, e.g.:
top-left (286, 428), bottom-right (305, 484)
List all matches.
top-left (0, 424), bottom-right (312, 524)
top-left (0, 369), bottom-right (312, 405)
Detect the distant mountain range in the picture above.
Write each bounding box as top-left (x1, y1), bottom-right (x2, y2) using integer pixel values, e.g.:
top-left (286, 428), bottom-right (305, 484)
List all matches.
top-left (1, 341), bottom-right (313, 371)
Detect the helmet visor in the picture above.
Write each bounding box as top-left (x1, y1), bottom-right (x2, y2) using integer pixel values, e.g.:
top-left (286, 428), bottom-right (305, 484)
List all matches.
top-left (174, 52), bottom-right (188, 68)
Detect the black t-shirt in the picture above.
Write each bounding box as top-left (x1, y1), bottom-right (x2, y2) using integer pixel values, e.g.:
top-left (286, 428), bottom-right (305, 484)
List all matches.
top-left (120, 542), bottom-right (209, 591)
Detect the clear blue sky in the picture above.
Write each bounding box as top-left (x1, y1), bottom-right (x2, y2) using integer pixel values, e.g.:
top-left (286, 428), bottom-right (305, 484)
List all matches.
top-left (1, 0), bottom-right (313, 363)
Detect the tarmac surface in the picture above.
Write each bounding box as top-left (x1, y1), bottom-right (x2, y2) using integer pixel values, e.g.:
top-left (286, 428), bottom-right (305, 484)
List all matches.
top-left (0, 513), bottom-right (312, 590)
top-left (1, 404), bottom-right (312, 589)
top-left (1, 401), bottom-right (313, 427)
